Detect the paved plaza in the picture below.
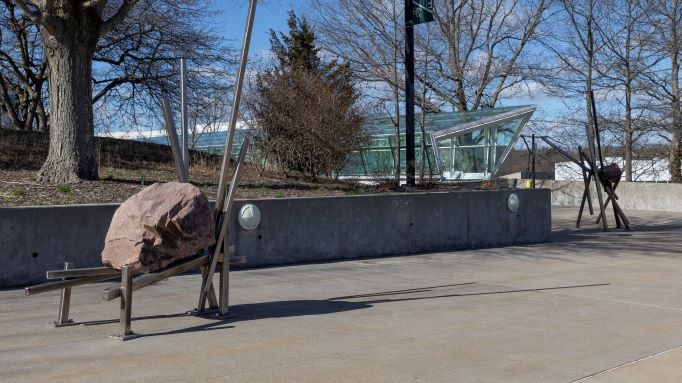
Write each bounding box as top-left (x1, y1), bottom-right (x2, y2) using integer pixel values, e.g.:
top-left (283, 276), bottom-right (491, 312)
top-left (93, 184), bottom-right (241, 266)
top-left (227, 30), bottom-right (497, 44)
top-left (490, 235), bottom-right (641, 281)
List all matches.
top-left (1, 207), bottom-right (682, 382)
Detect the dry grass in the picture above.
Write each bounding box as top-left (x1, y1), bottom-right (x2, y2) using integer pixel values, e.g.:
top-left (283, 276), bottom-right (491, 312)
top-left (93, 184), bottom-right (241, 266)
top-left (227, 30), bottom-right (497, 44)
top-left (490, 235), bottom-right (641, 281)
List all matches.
top-left (0, 129), bottom-right (503, 206)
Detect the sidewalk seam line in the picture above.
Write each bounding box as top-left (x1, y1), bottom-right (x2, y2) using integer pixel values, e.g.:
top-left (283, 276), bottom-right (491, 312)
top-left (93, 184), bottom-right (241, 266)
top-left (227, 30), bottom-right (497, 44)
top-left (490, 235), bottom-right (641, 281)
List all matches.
top-left (567, 344), bottom-right (682, 383)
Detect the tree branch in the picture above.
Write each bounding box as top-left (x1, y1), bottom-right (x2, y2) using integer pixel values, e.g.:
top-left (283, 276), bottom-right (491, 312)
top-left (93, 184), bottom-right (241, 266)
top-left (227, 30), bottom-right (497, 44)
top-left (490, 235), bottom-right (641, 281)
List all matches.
top-left (81, 0), bottom-right (106, 10)
top-left (11, 0), bottom-right (39, 22)
top-left (0, 75), bottom-right (24, 129)
top-left (100, 0), bottom-right (139, 37)
top-left (11, 0), bottom-right (55, 34)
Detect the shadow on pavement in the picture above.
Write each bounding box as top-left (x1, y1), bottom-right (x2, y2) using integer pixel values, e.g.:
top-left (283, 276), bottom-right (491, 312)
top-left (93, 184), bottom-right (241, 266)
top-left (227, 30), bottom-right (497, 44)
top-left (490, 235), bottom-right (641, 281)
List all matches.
top-left (131, 282), bottom-right (609, 339)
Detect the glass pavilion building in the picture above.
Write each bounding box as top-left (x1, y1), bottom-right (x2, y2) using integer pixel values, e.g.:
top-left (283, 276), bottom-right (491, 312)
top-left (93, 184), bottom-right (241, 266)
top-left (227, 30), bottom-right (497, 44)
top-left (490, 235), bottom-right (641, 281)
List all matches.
top-left (341, 105), bottom-right (535, 180)
top-left (142, 105), bottom-right (535, 181)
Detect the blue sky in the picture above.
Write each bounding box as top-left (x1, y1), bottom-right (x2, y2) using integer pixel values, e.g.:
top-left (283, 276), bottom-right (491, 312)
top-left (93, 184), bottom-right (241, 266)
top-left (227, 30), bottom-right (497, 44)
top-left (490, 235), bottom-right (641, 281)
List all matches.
top-left (215, 1), bottom-right (308, 60)
top-left (212, 1), bottom-right (564, 117)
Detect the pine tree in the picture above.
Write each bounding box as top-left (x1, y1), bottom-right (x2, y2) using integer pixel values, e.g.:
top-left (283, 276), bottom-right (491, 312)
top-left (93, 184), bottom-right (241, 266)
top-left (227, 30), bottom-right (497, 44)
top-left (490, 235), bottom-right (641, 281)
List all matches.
top-left (269, 11), bottom-right (320, 73)
top-left (252, 11), bottom-right (366, 179)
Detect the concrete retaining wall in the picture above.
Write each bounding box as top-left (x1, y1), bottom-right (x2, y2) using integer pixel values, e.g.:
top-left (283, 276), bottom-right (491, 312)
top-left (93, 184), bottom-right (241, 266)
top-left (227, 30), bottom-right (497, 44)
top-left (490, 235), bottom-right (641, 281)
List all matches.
top-left (0, 189), bottom-right (550, 288)
top-left (539, 180), bottom-right (682, 212)
top-left (0, 204), bottom-right (120, 289)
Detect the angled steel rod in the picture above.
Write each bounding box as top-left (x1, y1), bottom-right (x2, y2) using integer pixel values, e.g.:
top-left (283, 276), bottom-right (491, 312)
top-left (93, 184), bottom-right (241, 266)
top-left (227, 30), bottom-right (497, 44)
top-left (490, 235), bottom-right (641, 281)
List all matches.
top-left (103, 254), bottom-right (211, 301)
top-left (587, 91), bottom-right (608, 231)
top-left (161, 97), bottom-right (189, 183)
top-left (596, 181), bottom-right (630, 230)
top-left (200, 266), bottom-right (219, 309)
top-left (580, 149), bottom-right (594, 213)
top-left (180, 57), bottom-right (190, 174)
top-left (590, 90), bottom-right (605, 168)
top-left (102, 254), bottom-right (245, 301)
top-left (219, 241), bottom-right (230, 316)
top-left (215, 0), bottom-right (257, 216)
top-left (199, 136), bottom-right (250, 311)
top-left (538, 136), bottom-right (583, 167)
top-left (26, 274), bottom-right (122, 296)
top-left (576, 149), bottom-right (594, 228)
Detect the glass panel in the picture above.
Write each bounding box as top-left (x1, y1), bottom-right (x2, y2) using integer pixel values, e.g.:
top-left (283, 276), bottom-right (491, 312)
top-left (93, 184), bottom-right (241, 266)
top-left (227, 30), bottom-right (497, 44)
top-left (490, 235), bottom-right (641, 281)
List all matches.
top-left (364, 149), bottom-right (394, 176)
top-left (340, 151), bottom-right (366, 175)
top-left (455, 129), bottom-right (486, 146)
top-left (495, 146), bottom-right (506, 166)
top-left (453, 146), bottom-right (486, 174)
top-left (490, 119), bottom-right (523, 171)
top-left (437, 138), bottom-right (453, 177)
top-left (425, 145), bottom-right (437, 175)
top-left (494, 119), bottom-right (520, 147)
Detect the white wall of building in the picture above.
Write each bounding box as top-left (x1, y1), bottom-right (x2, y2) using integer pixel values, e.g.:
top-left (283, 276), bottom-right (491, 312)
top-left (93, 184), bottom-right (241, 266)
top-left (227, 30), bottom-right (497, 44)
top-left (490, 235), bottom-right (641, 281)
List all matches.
top-left (554, 157), bottom-right (671, 182)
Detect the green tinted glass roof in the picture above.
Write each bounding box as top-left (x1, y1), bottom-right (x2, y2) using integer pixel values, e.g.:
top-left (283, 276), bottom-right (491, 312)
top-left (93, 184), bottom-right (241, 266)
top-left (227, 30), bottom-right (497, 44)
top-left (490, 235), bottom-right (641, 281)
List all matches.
top-left (366, 105), bottom-right (535, 137)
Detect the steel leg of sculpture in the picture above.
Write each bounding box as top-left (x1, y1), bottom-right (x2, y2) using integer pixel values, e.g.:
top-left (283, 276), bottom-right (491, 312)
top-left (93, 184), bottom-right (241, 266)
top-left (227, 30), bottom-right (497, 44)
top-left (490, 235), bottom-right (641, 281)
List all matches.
top-left (111, 266), bottom-right (140, 340)
top-left (219, 238), bottom-right (230, 317)
top-left (200, 266), bottom-right (219, 310)
top-left (52, 262), bottom-right (78, 327)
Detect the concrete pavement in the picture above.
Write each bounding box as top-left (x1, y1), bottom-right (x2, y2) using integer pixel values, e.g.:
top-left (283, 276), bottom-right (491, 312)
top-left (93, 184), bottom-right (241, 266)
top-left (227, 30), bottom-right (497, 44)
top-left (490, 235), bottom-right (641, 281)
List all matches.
top-left (1, 207), bottom-right (681, 382)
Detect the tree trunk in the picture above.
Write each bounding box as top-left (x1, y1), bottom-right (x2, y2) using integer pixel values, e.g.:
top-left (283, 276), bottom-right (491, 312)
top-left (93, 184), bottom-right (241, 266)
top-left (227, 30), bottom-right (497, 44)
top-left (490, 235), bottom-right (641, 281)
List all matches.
top-left (625, 129), bottom-right (634, 181)
top-left (37, 18), bottom-right (100, 182)
top-left (670, 96), bottom-right (682, 182)
top-left (35, 95), bottom-right (48, 132)
top-left (668, 30), bottom-right (681, 182)
top-left (392, 9), bottom-right (400, 185)
top-left (624, 80), bottom-right (633, 182)
top-left (0, 77), bottom-right (23, 129)
top-left (670, 132), bottom-right (681, 183)
top-left (393, 84), bottom-right (401, 184)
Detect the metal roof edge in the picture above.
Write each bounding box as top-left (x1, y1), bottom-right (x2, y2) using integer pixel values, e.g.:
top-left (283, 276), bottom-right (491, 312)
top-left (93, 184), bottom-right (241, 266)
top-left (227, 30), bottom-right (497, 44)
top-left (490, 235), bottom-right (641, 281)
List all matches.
top-left (431, 105), bottom-right (537, 140)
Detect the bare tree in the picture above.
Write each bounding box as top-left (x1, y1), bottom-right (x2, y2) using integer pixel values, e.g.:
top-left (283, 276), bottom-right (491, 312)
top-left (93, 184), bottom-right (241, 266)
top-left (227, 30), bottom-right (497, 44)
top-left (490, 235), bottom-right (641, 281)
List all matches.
top-left (594, 0), bottom-right (655, 181)
top-left (535, 0), bottom-right (611, 165)
top-left (0, 1), bottom-right (47, 131)
top-left (638, 0), bottom-right (682, 182)
top-left (3, 0), bottom-right (234, 183)
top-left (92, 1), bottom-right (234, 140)
top-left (424, 0), bottom-right (551, 111)
top-left (311, 0), bottom-right (549, 184)
top-left (187, 84), bottom-right (232, 149)
top-left (6, 0), bottom-right (138, 182)
top-left (313, 1), bottom-right (549, 109)
top-left (416, 21), bottom-right (437, 182)
top-left (311, 0), bottom-right (405, 182)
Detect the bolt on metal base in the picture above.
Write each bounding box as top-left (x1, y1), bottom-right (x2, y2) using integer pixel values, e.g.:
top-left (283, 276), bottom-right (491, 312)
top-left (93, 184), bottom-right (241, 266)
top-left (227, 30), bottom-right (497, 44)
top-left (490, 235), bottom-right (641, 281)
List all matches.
top-left (110, 332), bottom-right (142, 341)
top-left (51, 319), bottom-right (79, 328)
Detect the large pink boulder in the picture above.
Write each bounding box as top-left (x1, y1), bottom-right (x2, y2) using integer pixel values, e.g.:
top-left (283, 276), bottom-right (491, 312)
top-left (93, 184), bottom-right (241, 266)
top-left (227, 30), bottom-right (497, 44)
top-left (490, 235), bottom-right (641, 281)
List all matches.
top-left (101, 182), bottom-right (215, 272)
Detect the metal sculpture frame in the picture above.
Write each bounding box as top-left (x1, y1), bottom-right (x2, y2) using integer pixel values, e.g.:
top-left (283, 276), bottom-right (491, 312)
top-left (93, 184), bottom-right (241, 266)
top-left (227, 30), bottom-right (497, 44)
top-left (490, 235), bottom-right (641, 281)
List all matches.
top-left (24, 0), bottom-right (258, 340)
top-left (24, 138), bottom-right (250, 338)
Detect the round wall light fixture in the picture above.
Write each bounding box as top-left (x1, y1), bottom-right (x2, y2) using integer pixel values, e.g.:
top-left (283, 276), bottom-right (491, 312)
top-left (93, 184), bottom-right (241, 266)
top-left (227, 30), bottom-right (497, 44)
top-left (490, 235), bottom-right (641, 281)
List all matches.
top-left (238, 204), bottom-right (261, 230)
top-left (507, 193), bottom-right (520, 213)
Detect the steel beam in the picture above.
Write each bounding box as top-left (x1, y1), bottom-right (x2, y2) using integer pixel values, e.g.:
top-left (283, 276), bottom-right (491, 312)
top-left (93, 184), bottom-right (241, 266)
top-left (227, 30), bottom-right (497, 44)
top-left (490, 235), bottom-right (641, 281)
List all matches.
top-left (26, 274), bottom-right (121, 296)
top-left (198, 137), bottom-right (250, 311)
top-left (47, 267), bottom-right (120, 279)
top-left (215, 0), bottom-right (257, 213)
top-left (161, 97), bottom-right (189, 183)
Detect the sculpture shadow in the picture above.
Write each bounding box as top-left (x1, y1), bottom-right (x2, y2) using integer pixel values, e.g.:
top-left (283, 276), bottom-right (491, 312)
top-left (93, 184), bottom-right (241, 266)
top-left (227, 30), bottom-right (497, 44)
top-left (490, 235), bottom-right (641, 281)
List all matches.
top-left (140, 299), bottom-right (372, 338)
top-left (131, 283), bottom-right (477, 338)
top-left (138, 281), bottom-right (608, 339)
top-left (142, 282), bottom-right (478, 334)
